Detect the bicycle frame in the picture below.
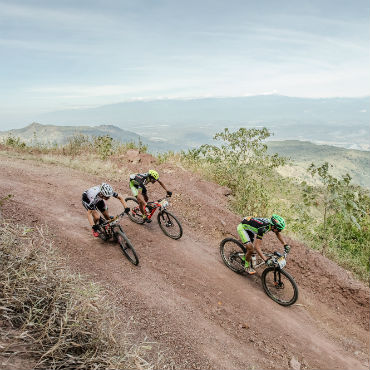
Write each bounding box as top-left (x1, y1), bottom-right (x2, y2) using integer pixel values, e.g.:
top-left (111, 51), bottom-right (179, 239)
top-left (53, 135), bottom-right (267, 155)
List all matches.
top-left (237, 251), bottom-right (289, 270)
top-left (145, 197), bottom-right (170, 220)
top-left (98, 212), bottom-right (126, 239)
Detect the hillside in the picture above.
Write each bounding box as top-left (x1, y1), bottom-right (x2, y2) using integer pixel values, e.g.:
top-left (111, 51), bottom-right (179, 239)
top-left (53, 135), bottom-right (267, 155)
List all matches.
top-left (0, 148), bottom-right (368, 369)
top-left (267, 140), bottom-right (370, 188)
top-left (1, 123), bottom-right (369, 188)
top-left (0, 122), bottom-right (178, 151)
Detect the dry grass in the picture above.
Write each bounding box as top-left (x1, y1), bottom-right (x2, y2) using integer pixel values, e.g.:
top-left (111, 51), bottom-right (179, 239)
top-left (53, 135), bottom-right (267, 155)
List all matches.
top-left (0, 222), bottom-right (171, 369)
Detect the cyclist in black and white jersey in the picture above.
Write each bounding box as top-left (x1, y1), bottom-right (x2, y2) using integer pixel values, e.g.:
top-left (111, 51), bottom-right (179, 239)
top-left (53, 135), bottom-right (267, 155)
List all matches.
top-left (82, 183), bottom-right (130, 237)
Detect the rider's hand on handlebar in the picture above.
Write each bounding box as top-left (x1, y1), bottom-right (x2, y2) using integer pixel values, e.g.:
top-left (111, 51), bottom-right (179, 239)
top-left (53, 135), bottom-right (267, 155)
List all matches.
top-left (265, 258), bottom-right (274, 267)
top-left (92, 224), bottom-right (100, 231)
top-left (166, 191), bottom-right (172, 197)
top-left (284, 244), bottom-right (291, 253)
top-left (124, 207), bottom-right (130, 214)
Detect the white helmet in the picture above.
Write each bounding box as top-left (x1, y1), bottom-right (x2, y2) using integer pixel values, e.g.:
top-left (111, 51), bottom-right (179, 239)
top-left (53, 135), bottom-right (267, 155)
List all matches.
top-left (100, 183), bottom-right (114, 197)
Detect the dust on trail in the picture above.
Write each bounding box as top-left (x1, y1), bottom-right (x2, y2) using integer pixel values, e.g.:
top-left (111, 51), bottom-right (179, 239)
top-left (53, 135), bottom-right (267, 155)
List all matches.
top-left (0, 152), bottom-right (368, 370)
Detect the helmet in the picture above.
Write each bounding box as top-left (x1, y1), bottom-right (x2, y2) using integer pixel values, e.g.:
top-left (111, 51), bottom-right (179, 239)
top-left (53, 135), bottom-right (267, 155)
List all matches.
top-left (148, 169), bottom-right (159, 180)
top-left (271, 214), bottom-right (286, 231)
top-left (100, 183), bottom-right (114, 197)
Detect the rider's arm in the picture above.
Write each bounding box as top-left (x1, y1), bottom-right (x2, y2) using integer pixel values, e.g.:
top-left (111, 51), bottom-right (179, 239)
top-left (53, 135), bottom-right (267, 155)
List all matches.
top-left (157, 179), bottom-right (169, 193)
top-left (116, 194), bottom-right (129, 209)
top-left (254, 238), bottom-right (268, 262)
top-left (275, 230), bottom-right (286, 246)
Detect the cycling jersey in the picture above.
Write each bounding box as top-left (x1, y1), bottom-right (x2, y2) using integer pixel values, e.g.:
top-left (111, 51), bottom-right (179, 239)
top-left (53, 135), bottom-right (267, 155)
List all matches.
top-left (82, 186), bottom-right (118, 211)
top-left (129, 173), bottom-right (155, 196)
top-left (237, 216), bottom-right (272, 244)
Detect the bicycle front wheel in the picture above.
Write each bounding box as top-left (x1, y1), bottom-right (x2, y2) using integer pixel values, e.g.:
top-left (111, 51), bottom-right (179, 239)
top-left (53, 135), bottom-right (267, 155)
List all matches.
top-left (116, 230), bottom-right (139, 265)
top-left (261, 267), bottom-right (298, 306)
top-left (219, 238), bottom-right (246, 274)
top-left (125, 197), bottom-right (145, 224)
top-left (157, 210), bottom-right (183, 240)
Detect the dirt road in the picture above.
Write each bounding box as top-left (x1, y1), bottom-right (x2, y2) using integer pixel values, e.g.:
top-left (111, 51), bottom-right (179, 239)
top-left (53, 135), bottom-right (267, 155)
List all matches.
top-left (0, 152), bottom-right (368, 369)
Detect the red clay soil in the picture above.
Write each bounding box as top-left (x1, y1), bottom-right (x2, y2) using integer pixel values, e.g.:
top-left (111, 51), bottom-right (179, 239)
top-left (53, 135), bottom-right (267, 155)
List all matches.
top-left (0, 152), bottom-right (368, 370)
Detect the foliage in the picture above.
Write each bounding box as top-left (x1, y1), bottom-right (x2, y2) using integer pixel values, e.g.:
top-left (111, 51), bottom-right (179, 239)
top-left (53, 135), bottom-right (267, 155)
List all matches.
top-left (63, 133), bottom-right (91, 156)
top-left (93, 135), bottom-right (113, 159)
top-left (3, 134), bottom-right (27, 149)
top-left (302, 162), bottom-right (369, 252)
top-left (181, 127), bottom-right (287, 215)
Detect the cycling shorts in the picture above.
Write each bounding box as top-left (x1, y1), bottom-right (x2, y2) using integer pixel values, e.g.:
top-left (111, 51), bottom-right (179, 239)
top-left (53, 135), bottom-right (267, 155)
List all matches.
top-left (237, 223), bottom-right (255, 244)
top-left (129, 180), bottom-right (147, 197)
top-left (82, 192), bottom-right (106, 212)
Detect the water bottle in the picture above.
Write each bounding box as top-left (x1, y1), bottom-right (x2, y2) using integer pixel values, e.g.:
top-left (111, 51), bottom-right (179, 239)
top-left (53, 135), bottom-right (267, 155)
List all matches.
top-left (251, 254), bottom-right (257, 267)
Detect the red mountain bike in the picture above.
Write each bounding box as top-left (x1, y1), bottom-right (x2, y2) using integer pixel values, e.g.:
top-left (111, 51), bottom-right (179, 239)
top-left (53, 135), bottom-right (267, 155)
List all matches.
top-left (125, 195), bottom-right (183, 240)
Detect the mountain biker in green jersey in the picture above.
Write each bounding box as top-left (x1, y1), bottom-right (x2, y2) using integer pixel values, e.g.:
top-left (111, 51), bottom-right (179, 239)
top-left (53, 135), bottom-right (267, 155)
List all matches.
top-left (129, 170), bottom-right (172, 223)
top-left (237, 214), bottom-right (291, 274)
top-left (82, 183), bottom-right (130, 237)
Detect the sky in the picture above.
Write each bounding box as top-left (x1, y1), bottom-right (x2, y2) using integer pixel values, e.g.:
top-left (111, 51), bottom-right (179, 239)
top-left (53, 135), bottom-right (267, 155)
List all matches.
top-left (0, 0), bottom-right (369, 129)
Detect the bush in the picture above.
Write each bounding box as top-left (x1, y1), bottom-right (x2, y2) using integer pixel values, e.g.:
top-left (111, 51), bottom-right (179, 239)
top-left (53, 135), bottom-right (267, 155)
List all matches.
top-left (3, 135), bottom-right (27, 149)
top-left (181, 127), bottom-right (287, 215)
top-left (63, 134), bottom-right (91, 156)
top-left (0, 222), bottom-right (167, 369)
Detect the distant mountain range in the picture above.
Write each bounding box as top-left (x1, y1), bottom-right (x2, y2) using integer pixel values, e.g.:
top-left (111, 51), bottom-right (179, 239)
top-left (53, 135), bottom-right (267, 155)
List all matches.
top-left (0, 122), bottom-right (177, 151)
top-left (1, 122), bottom-right (369, 188)
top-left (35, 95), bottom-right (370, 151)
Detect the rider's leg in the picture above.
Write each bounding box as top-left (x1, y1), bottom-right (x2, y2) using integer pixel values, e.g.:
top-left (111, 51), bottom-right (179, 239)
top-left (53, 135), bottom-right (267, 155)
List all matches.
top-left (87, 210), bottom-right (100, 226)
top-left (137, 192), bottom-right (146, 215)
top-left (237, 223), bottom-right (256, 274)
top-left (101, 209), bottom-right (110, 220)
top-left (91, 210), bottom-right (101, 224)
top-left (237, 223), bottom-right (253, 261)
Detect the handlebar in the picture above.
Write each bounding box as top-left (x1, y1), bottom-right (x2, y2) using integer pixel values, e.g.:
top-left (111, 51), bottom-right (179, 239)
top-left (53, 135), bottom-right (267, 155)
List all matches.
top-left (101, 212), bottom-right (126, 226)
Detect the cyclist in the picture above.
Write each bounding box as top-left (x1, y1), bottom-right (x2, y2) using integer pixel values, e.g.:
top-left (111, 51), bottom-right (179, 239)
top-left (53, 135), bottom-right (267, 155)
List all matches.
top-left (129, 170), bottom-right (172, 223)
top-left (82, 183), bottom-right (130, 237)
top-left (237, 214), bottom-right (291, 274)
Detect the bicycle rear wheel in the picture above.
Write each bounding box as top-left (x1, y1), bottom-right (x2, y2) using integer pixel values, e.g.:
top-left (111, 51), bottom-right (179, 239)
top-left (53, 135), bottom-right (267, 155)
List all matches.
top-left (157, 210), bottom-right (183, 239)
top-left (261, 267), bottom-right (298, 306)
top-left (219, 238), bottom-right (246, 274)
top-left (125, 197), bottom-right (145, 224)
top-left (115, 230), bottom-right (139, 265)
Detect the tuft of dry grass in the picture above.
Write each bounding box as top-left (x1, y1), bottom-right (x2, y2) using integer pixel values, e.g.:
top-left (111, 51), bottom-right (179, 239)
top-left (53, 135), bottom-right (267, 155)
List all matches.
top-left (0, 222), bottom-right (171, 369)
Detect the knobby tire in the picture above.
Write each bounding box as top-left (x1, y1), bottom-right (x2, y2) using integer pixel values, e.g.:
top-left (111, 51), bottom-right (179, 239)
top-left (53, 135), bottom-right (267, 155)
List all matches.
top-left (219, 238), bottom-right (246, 274)
top-left (116, 230), bottom-right (139, 265)
top-left (157, 210), bottom-right (183, 240)
top-left (261, 267), bottom-right (298, 306)
top-left (125, 197), bottom-right (145, 224)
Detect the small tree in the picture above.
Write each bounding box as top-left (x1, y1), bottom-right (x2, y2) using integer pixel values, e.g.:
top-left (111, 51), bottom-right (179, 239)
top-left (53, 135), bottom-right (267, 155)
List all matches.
top-left (93, 135), bottom-right (113, 160)
top-left (183, 127), bottom-right (286, 215)
top-left (302, 162), bottom-right (367, 254)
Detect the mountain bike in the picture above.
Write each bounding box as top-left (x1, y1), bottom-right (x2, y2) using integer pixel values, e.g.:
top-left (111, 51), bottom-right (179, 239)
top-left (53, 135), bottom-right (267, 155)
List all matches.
top-left (125, 195), bottom-right (183, 240)
top-left (97, 212), bottom-right (139, 265)
top-left (220, 238), bottom-right (298, 306)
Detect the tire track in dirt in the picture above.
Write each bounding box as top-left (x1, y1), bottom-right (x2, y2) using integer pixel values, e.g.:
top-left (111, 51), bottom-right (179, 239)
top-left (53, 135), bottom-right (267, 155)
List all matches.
top-left (0, 153), bottom-right (368, 369)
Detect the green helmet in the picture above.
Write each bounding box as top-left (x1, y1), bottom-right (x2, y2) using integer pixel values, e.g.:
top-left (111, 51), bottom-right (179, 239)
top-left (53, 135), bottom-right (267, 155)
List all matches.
top-left (271, 214), bottom-right (286, 231)
top-left (148, 169), bottom-right (159, 180)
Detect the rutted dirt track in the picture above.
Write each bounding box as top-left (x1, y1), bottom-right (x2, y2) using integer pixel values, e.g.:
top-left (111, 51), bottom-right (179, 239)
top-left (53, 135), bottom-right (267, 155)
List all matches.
top-left (0, 152), bottom-right (369, 370)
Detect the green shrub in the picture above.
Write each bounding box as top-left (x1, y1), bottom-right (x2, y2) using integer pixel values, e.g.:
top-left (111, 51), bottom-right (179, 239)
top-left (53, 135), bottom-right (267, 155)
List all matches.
top-left (4, 134), bottom-right (27, 149)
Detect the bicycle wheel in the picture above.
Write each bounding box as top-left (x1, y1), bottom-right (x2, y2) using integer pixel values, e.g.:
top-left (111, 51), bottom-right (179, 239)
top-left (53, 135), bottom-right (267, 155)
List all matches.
top-left (115, 230), bottom-right (139, 265)
top-left (261, 267), bottom-right (298, 306)
top-left (219, 238), bottom-right (246, 274)
top-left (125, 197), bottom-right (145, 224)
top-left (157, 210), bottom-right (183, 240)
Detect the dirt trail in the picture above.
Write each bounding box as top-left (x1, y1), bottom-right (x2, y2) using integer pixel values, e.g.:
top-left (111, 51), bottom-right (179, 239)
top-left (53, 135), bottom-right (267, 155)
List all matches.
top-left (0, 152), bottom-right (368, 369)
